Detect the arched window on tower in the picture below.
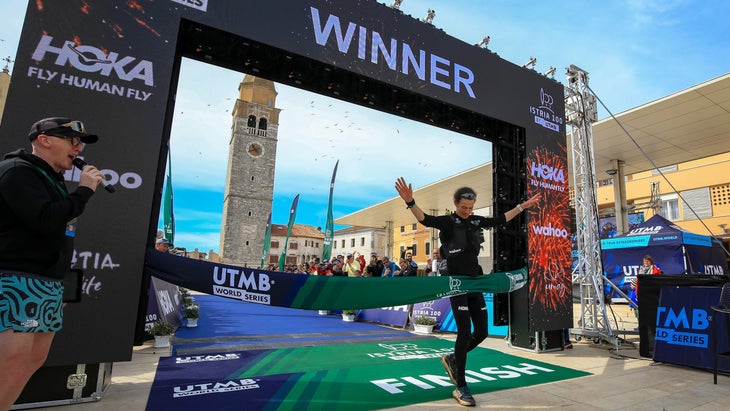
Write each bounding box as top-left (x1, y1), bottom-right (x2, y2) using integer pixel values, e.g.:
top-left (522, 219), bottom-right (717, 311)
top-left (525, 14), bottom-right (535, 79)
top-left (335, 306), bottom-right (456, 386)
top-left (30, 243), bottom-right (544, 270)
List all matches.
top-left (247, 115), bottom-right (256, 128)
top-left (258, 117), bottom-right (267, 131)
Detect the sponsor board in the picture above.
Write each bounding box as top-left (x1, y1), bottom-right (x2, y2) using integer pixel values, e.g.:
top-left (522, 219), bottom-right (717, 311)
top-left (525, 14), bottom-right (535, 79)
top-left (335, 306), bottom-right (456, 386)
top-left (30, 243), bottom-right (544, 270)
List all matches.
top-left (654, 286), bottom-right (730, 372)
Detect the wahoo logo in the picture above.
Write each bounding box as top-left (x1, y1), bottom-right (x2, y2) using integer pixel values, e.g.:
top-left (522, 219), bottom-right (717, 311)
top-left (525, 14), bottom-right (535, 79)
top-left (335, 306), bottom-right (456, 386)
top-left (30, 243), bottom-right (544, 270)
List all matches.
top-left (65, 163), bottom-right (143, 190)
top-left (655, 306), bottom-right (709, 348)
top-left (530, 162), bottom-right (566, 183)
top-left (446, 248), bottom-right (463, 256)
top-left (173, 379), bottom-right (259, 398)
top-left (32, 35), bottom-right (154, 86)
top-left (532, 223), bottom-right (569, 238)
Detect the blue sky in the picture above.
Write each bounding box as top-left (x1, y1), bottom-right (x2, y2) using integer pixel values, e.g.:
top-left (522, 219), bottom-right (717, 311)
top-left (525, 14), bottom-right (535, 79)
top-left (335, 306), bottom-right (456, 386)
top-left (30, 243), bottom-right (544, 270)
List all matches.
top-left (2, 1), bottom-right (729, 252)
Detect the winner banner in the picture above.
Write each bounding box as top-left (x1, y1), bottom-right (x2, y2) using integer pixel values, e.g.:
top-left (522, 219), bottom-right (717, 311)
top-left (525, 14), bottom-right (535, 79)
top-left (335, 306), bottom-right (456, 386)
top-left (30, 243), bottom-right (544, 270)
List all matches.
top-left (145, 251), bottom-right (527, 310)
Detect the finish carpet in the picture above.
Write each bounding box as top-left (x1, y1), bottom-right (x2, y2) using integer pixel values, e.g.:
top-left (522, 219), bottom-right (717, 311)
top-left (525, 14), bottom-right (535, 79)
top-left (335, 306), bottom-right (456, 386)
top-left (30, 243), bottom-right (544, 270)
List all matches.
top-left (149, 335), bottom-right (589, 410)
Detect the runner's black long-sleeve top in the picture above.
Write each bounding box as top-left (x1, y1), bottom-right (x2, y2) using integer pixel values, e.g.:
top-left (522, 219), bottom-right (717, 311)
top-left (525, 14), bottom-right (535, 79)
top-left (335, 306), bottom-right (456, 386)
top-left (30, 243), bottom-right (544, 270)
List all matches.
top-left (420, 213), bottom-right (506, 277)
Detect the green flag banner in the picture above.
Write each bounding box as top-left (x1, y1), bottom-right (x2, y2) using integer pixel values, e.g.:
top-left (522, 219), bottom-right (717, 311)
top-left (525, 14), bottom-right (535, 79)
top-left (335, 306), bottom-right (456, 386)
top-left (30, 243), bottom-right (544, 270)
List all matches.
top-left (278, 194), bottom-right (300, 271)
top-left (321, 160), bottom-right (338, 261)
top-left (162, 151), bottom-right (175, 244)
top-left (145, 250), bottom-right (528, 310)
top-left (260, 212), bottom-right (272, 269)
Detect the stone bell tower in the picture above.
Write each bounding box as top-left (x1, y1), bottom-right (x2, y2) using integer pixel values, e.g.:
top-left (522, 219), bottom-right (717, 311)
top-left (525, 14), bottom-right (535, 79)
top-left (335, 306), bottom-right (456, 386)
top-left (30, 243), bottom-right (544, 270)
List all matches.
top-left (220, 75), bottom-right (281, 267)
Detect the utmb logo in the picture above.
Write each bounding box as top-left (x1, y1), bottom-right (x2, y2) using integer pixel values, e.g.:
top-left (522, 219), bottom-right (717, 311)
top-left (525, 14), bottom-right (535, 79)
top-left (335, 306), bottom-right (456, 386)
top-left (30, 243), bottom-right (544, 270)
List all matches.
top-left (656, 306), bottom-right (709, 330)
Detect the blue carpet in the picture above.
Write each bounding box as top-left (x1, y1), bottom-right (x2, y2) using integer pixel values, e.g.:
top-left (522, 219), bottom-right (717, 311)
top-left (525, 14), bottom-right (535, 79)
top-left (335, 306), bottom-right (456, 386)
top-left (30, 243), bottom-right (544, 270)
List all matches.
top-left (171, 294), bottom-right (424, 355)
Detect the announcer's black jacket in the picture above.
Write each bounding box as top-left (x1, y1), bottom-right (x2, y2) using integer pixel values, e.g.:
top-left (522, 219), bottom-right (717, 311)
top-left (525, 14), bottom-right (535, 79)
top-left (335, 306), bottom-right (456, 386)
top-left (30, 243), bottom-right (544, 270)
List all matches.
top-left (0, 149), bottom-right (94, 279)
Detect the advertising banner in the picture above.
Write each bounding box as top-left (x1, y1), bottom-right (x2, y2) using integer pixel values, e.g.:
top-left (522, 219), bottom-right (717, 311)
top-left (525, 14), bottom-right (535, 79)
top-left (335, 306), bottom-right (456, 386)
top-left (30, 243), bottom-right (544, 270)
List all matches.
top-left (434, 294), bottom-right (508, 337)
top-left (524, 123), bottom-right (572, 331)
top-left (653, 286), bottom-right (730, 372)
top-left (412, 298), bottom-right (452, 331)
top-left (358, 306), bottom-right (410, 328)
top-left (146, 277), bottom-right (183, 332)
top-left (145, 250), bottom-right (527, 310)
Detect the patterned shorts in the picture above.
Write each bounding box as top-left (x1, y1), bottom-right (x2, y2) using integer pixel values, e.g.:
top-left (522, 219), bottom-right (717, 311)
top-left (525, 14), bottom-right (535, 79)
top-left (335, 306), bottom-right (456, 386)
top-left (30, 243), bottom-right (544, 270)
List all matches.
top-left (0, 273), bottom-right (64, 333)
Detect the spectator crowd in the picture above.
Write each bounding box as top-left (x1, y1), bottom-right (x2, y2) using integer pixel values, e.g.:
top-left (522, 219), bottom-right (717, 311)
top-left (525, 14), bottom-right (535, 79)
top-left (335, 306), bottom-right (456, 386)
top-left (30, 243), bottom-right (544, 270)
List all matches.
top-left (267, 249), bottom-right (443, 277)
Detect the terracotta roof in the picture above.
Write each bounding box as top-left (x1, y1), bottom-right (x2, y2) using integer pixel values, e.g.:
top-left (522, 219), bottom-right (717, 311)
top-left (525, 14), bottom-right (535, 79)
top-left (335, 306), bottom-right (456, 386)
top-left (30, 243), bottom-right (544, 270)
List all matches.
top-left (271, 223), bottom-right (324, 238)
top-left (333, 225), bottom-right (370, 234)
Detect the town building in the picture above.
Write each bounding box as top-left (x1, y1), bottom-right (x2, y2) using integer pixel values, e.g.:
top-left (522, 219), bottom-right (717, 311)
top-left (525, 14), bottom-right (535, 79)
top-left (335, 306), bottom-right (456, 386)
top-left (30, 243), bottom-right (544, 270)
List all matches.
top-left (332, 225), bottom-right (387, 259)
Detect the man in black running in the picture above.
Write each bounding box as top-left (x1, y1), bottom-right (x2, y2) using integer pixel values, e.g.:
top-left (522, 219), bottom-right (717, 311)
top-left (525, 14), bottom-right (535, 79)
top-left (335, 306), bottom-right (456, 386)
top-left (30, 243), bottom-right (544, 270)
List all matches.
top-left (395, 177), bottom-right (539, 406)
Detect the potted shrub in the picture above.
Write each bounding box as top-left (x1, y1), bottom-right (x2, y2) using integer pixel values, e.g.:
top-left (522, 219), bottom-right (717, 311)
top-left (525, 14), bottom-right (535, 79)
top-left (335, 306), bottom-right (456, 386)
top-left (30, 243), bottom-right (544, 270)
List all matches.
top-left (341, 309), bottom-right (357, 322)
top-left (149, 320), bottom-right (177, 348)
top-left (183, 295), bottom-right (196, 308)
top-left (413, 316), bottom-right (437, 334)
top-left (185, 305), bottom-right (200, 328)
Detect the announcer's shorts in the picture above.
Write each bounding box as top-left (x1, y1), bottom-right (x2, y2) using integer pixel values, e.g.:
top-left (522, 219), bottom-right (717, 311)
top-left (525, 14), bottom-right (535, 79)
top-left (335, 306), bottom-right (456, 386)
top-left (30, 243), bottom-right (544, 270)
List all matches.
top-left (0, 273), bottom-right (63, 333)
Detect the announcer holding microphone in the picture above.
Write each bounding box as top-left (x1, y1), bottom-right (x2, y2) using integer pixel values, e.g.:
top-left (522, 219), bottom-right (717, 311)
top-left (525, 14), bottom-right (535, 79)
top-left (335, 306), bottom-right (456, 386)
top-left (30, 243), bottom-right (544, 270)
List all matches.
top-left (0, 117), bottom-right (105, 409)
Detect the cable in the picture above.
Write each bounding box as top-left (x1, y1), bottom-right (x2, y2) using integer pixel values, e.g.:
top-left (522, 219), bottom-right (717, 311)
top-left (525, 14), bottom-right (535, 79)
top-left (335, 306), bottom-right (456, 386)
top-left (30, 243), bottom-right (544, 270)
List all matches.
top-left (585, 84), bottom-right (730, 258)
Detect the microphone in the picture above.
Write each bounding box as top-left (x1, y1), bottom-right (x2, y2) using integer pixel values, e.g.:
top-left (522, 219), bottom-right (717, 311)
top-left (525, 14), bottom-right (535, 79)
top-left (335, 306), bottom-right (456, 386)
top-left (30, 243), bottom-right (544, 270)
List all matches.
top-left (72, 158), bottom-right (116, 193)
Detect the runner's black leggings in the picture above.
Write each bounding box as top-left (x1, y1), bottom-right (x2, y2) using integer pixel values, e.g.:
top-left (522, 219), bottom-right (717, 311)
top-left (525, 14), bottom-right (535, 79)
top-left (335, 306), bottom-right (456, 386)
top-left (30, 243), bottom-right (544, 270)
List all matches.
top-left (449, 292), bottom-right (488, 387)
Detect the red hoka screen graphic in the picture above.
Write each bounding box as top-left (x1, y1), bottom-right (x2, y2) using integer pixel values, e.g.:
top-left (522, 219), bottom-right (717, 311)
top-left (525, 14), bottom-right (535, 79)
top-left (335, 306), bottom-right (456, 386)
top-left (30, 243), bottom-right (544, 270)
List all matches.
top-left (527, 144), bottom-right (572, 325)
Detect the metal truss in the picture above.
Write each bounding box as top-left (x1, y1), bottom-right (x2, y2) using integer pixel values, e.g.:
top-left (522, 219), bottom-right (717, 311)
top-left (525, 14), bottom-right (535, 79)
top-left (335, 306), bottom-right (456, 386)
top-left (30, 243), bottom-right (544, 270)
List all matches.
top-left (565, 65), bottom-right (619, 346)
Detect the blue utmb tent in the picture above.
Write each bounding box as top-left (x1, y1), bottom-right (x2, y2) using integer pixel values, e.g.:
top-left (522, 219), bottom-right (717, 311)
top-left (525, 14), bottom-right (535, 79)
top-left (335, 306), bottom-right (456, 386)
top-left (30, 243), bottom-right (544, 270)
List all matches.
top-left (601, 214), bottom-right (728, 299)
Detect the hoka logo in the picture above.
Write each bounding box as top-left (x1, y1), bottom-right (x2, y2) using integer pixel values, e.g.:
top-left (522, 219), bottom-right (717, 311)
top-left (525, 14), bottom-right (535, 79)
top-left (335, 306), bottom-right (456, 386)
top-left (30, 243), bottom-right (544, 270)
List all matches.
top-left (32, 35), bottom-right (154, 86)
top-left (530, 162), bottom-right (565, 183)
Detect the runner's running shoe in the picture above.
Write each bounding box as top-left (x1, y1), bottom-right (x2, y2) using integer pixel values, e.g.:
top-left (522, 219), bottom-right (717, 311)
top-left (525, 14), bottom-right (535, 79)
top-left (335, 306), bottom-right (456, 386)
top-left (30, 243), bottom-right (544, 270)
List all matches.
top-left (452, 386), bottom-right (476, 406)
top-left (440, 353), bottom-right (458, 385)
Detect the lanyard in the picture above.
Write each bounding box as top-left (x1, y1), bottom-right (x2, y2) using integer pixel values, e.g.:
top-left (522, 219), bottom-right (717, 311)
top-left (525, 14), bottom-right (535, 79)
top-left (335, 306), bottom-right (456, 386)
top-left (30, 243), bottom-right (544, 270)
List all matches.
top-left (33, 166), bottom-right (68, 198)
